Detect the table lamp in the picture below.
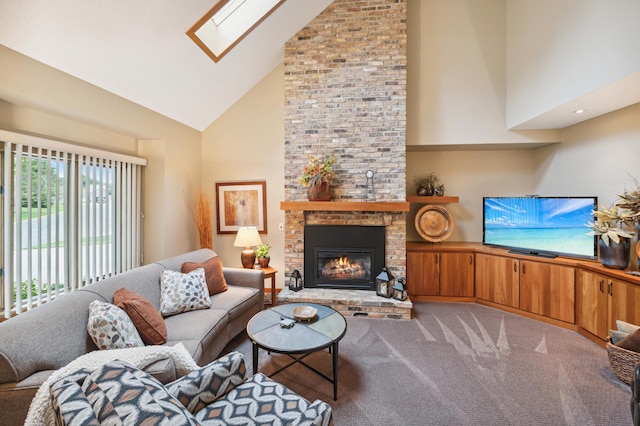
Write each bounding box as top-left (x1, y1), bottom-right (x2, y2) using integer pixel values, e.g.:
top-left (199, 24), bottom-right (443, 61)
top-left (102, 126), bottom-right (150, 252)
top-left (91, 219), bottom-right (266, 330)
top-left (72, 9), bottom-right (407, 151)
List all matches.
top-left (234, 226), bottom-right (262, 269)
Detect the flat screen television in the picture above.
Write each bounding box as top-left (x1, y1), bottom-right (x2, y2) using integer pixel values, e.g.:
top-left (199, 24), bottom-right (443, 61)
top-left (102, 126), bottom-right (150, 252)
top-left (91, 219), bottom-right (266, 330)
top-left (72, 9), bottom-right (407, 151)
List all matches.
top-left (482, 196), bottom-right (598, 259)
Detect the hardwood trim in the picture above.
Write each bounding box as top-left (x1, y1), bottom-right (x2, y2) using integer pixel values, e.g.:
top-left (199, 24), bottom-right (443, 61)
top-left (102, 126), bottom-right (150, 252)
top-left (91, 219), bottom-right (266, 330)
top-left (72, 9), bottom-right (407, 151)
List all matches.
top-left (280, 201), bottom-right (410, 212)
top-left (407, 196), bottom-right (459, 203)
top-left (577, 261), bottom-right (640, 285)
top-left (409, 295), bottom-right (476, 303)
top-left (577, 327), bottom-right (607, 348)
top-left (475, 299), bottom-right (579, 330)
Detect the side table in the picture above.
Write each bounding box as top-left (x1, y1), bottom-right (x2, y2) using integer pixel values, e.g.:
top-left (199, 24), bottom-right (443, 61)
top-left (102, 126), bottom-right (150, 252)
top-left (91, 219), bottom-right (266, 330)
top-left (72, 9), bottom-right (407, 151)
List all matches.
top-left (259, 266), bottom-right (277, 306)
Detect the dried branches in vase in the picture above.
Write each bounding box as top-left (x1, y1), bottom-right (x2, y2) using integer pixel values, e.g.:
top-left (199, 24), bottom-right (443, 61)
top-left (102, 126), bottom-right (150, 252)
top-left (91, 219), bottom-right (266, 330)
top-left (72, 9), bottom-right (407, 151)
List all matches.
top-left (192, 192), bottom-right (213, 249)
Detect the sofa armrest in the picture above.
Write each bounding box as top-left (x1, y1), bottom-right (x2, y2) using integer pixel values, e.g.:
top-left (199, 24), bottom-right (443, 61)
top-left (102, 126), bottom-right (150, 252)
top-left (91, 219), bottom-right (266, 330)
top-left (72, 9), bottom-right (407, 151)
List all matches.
top-left (166, 351), bottom-right (246, 414)
top-left (223, 267), bottom-right (265, 309)
top-left (223, 267), bottom-right (264, 290)
top-left (293, 400), bottom-right (333, 426)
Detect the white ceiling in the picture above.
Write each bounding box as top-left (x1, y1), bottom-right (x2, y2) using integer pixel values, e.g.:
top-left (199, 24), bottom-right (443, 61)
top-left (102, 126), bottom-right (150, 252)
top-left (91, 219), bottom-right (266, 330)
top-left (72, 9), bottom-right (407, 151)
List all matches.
top-left (1, 0), bottom-right (637, 133)
top-left (0, 0), bottom-right (333, 131)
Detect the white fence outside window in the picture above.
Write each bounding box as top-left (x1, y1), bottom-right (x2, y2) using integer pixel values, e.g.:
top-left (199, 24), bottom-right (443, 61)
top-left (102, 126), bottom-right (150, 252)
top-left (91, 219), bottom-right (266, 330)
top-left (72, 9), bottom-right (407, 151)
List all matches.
top-left (0, 130), bottom-right (146, 318)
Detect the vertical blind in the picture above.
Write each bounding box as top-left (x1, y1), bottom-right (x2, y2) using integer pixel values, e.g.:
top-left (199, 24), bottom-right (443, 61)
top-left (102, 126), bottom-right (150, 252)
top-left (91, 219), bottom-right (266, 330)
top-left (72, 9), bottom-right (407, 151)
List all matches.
top-left (0, 131), bottom-right (146, 318)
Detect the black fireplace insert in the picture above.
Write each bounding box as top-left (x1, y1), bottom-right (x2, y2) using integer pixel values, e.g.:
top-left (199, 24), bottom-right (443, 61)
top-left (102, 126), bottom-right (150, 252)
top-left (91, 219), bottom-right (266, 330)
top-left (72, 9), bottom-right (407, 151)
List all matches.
top-left (304, 225), bottom-right (385, 290)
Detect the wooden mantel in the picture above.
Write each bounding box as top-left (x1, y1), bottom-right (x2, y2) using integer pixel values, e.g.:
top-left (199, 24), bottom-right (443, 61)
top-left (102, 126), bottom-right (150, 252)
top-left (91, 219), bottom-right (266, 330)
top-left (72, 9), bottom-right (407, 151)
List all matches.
top-left (280, 201), bottom-right (410, 212)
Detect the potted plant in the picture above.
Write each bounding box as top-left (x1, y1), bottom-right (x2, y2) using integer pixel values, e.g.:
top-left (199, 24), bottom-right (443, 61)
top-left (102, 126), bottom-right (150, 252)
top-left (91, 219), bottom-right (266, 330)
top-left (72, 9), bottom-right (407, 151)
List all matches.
top-left (413, 173), bottom-right (441, 196)
top-left (255, 243), bottom-right (271, 268)
top-left (300, 151), bottom-right (336, 201)
top-left (617, 178), bottom-right (640, 269)
top-left (587, 204), bottom-right (636, 269)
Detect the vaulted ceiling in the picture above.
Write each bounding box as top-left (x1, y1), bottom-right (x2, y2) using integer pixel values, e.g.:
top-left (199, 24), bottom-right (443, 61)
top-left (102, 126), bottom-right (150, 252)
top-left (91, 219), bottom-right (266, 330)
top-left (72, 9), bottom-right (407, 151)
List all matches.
top-left (0, 0), bottom-right (333, 131)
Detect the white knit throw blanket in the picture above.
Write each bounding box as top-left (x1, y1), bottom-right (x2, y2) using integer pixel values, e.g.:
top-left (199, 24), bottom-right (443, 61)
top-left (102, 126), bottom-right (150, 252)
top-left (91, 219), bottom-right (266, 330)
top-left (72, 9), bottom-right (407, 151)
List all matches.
top-left (25, 342), bottom-right (200, 426)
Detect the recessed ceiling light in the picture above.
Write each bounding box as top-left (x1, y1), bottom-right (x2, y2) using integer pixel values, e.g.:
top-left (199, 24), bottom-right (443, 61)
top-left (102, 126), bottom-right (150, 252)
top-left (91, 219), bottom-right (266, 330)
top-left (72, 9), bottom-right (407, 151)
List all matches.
top-left (573, 109), bottom-right (586, 114)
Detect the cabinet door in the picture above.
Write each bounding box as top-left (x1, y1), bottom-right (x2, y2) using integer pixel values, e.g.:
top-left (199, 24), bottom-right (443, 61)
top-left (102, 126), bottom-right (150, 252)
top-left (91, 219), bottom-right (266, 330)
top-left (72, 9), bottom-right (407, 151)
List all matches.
top-left (520, 261), bottom-right (575, 323)
top-left (609, 278), bottom-right (640, 332)
top-left (440, 253), bottom-right (474, 297)
top-left (475, 254), bottom-right (519, 307)
top-left (577, 270), bottom-right (608, 340)
top-left (406, 251), bottom-right (439, 296)
top-left (475, 254), bottom-right (492, 301)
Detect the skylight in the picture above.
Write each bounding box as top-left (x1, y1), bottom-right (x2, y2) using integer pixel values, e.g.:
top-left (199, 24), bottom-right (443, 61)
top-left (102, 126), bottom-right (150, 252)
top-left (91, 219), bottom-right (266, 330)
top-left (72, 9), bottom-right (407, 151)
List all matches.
top-left (187, 0), bottom-right (286, 63)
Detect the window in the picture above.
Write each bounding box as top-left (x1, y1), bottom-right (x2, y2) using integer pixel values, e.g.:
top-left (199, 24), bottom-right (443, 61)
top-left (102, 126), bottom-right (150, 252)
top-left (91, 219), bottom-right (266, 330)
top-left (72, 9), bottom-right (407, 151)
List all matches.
top-left (187, 0), bottom-right (286, 63)
top-left (0, 130), bottom-right (146, 318)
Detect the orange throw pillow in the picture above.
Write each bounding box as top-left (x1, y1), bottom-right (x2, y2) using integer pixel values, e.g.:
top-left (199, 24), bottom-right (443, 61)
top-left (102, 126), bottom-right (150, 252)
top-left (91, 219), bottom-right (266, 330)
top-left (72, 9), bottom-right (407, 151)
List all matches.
top-left (113, 288), bottom-right (167, 345)
top-left (182, 256), bottom-right (228, 296)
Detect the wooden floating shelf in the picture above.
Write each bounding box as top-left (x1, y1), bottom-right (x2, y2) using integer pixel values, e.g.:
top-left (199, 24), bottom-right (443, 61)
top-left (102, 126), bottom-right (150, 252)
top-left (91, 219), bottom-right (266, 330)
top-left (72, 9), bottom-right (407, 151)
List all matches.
top-left (407, 196), bottom-right (459, 203)
top-left (280, 201), bottom-right (410, 212)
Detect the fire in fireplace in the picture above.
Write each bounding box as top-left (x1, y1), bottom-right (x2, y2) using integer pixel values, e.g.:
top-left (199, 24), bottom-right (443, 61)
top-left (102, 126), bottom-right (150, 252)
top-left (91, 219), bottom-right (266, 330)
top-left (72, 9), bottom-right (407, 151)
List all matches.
top-left (304, 225), bottom-right (385, 290)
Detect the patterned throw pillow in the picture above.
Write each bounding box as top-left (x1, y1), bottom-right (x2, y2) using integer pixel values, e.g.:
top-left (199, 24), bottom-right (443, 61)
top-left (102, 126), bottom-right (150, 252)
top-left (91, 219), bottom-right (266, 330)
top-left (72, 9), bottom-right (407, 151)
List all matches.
top-left (114, 287), bottom-right (168, 345)
top-left (160, 268), bottom-right (211, 317)
top-left (87, 300), bottom-right (144, 350)
top-left (82, 361), bottom-right (198, 425)
top-left (50, 368), bottom-right (100, 426)
top-left (166, 351), bottom-right (246, 414)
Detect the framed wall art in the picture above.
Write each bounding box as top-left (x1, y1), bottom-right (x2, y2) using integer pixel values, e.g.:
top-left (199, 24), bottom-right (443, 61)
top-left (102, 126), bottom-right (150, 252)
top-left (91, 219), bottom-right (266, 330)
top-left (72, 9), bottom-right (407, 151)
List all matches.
top-left (215, 181), bottom-right (267, 234)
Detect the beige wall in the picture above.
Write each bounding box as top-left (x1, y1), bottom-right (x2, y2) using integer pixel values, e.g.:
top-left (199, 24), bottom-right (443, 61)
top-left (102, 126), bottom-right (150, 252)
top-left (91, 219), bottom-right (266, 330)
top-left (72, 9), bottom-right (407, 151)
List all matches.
top-left (0, 45), bottom-right (202, 263)
top-left (406, 0), bottom-right (559, 148)
top-left (201, 63), bottom-right (285, 277)
top-left (406, 103), bottom-right (640, 243)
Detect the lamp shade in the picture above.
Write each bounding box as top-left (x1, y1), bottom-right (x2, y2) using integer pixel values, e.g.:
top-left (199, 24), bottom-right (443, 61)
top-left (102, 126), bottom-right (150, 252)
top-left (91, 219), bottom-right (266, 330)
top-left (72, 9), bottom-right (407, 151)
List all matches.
top-left (233, 226), bottom-right (262, 247)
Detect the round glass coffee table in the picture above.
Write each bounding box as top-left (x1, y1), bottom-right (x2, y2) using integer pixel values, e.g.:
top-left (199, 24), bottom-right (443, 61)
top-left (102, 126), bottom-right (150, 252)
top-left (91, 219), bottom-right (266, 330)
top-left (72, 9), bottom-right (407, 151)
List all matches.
top-left (247, 302), bottom-right (347, 400)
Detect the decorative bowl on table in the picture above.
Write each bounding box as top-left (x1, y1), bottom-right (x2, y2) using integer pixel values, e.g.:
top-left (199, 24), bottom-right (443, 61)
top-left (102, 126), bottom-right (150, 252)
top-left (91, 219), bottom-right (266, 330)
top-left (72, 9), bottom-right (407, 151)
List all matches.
top-left (292, 306), bottom-right (318, 321)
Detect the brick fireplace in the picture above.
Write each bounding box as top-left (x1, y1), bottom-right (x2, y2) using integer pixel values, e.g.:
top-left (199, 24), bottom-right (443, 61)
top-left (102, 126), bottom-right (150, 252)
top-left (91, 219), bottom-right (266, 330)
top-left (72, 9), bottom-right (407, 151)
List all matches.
top-left (280, 0), bottom-right (409, 318)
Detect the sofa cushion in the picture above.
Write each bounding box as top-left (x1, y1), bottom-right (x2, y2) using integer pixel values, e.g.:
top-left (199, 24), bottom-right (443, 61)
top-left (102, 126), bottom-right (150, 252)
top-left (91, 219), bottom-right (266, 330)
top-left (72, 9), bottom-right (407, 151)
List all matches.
top-left (160, 268), bottom-right (211, 317)
top-left (144, 358), bottom-right (177, 384)
top-left (114, 287), bottom-right (167, 345)
top-left (210, 285), bottom-right (260, 320)
top-left (87, 300), bottom-right (144, 350)
top-left (77, 361), bottom-right (198, 425)
top-left (164, 308), bottom-right (229, 365)
top-left (182, 256), bottom-right (228, 296)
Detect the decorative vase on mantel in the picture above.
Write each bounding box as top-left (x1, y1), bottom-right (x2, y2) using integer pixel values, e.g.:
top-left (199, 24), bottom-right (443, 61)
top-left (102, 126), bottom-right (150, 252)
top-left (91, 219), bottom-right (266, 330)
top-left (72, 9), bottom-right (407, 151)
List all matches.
top-left (307, 181), bottom-right (332, 201)
top-left (599, 237), bottom-right (631, 270)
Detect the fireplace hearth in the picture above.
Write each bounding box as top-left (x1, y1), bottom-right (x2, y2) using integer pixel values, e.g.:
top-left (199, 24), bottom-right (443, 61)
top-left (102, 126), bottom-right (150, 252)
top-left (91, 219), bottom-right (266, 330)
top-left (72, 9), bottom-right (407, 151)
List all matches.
top-left (304, 225), bottom-right (385, 290)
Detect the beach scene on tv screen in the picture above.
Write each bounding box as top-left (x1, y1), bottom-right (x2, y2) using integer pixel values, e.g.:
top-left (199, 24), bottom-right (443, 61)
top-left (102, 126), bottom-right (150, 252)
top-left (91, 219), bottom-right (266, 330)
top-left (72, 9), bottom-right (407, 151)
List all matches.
top-left (484, 197), bottom-right (595, 257)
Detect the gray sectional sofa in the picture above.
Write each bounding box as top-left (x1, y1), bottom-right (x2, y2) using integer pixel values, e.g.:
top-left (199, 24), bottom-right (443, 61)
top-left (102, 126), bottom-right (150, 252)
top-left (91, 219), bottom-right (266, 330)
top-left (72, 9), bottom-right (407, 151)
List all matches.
top-left (0, 248), bottom-right (264, 426)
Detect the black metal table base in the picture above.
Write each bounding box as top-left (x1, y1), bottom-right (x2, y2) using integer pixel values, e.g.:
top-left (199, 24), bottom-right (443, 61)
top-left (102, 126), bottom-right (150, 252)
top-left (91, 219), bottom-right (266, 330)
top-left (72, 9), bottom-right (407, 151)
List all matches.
top-left (252, 342), bottom-right (339, 400)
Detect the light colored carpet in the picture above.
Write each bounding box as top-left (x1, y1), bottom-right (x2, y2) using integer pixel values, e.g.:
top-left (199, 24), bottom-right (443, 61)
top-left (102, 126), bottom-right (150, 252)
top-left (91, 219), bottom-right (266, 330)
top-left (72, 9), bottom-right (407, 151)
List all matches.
top-left (224, 302), bottom-right (631, 425)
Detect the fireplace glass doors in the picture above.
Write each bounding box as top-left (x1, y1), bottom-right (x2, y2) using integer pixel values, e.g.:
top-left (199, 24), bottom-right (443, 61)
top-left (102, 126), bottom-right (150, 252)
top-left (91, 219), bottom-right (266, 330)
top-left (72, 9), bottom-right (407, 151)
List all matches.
top-left (304, 225), bottom-right (385, 290)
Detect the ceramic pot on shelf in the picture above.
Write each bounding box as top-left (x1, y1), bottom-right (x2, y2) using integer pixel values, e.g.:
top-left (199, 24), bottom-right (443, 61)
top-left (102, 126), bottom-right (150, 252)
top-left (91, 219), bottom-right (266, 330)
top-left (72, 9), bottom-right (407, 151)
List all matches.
top-left (599, 237), bottom-right (631, 270)
top-left (307, 181), bottom-right (332, 201)
top-left (258, 257), bottom-right (270, 268)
